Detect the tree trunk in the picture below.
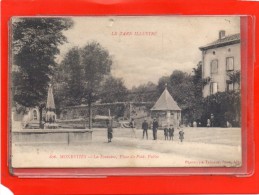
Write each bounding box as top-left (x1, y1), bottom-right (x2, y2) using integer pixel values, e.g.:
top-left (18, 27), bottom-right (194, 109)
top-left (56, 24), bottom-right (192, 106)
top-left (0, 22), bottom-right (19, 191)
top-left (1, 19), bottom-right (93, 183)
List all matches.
top-left (88, 102), bottom-right (92, 129)
top-left (88, 92), bottom-right (92, 129)
top-left (39, 106), bottom-right (43, 129)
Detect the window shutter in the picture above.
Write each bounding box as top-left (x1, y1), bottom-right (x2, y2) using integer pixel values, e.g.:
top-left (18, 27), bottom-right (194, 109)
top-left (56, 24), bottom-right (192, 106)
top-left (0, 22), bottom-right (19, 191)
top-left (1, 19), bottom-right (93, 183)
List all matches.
top-left (226, 57), bottom-right (234, 71)
top-left (213, 82), bottom-right (218, 94)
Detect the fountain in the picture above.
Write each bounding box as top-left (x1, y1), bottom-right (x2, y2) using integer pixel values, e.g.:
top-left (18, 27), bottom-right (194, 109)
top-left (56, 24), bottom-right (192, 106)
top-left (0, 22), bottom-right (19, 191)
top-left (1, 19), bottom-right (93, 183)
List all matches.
top-left (44, 84), bottom-right (58, 129)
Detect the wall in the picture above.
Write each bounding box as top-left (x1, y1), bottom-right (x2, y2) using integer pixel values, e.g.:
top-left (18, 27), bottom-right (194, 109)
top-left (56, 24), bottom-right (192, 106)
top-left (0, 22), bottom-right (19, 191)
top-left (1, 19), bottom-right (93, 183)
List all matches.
top-left (12, 129), bottom-right (93, 144)
top-left (60, 102), bottom-right (154, 127)
top-left (202, 43), bottom-right (240, 97)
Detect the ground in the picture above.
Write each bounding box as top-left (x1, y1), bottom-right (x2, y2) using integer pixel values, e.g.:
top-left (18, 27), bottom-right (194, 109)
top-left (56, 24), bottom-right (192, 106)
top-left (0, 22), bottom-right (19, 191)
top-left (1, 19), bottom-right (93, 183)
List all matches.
top-left (11, 127), bottom-right (241, 168)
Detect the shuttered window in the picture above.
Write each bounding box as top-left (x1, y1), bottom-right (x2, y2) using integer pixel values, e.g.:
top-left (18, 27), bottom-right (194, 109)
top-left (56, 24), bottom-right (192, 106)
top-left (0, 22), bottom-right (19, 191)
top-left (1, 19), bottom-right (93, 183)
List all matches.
top-left (210, 60), bottom-right (218, 74)
top-left (210, 82), bottom-right (218, 95)
top-left (226, 57), bottom-right (234, 71)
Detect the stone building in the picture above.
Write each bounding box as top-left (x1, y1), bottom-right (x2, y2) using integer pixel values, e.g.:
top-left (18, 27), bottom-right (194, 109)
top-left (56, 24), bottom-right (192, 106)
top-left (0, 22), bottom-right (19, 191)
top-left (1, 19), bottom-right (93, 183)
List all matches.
top-left (199, 30), bottom-right (241, 97)
top-left (151, 86), bottom-right (181, 128)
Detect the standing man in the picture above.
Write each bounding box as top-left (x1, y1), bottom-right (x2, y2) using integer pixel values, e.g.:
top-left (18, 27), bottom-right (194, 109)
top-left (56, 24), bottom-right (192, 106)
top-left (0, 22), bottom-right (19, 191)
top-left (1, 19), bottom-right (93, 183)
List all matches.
top-left (142, 119), bottom-right (149, 140)
top-left (152, 118), bottom-right (159, 140)
top-left (107, 119), bottom-right (113, 143)
top-left (129, 118), bottom-right (137, 138)
top-left (169, 127), bottom-right (174, 140)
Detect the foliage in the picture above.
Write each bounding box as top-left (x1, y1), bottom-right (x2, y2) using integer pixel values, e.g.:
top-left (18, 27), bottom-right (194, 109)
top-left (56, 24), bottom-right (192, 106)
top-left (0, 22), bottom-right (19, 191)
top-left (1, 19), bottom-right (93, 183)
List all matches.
top-left (156, 62), bottom-right (205, 125)
top-left (129, 82), bottom-right (159, 102)
top-left (100, 76), bottom-right (128, 103)
top-left (56, 42), bottom-right (112, 105)
top-left (227, 70), bottom-right (241, 88)
top-left (12, 18), bottom-right (73, 107)
top-left (201, 91), bottom-right (241, 127)
top-left (190, 61), bottom-right (204, 122)
top-left (80, 42), bottom-right (112, 104)
top-left (54, 47), bottom-right (85, 107)
top-left (12, 18), bottom-right (73, 127)
top-left (157, 70), bottom-right (198, 125)
top-left (55, 42), bottom-right (113, 128)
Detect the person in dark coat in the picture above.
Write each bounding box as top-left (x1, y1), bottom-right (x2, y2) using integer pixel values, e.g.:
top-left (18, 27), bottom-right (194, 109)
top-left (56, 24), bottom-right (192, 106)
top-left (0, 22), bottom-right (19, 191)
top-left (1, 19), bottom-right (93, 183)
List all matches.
top-left (107, 120), bottom-right (113, 143)
top-left (152, 118), bottom-right (159, 140)
top-left (164, 128), bottom-right (169, 140)
top-left (169, 127), bottom-right (174, 140)
top-left (142, 119), bottom-right (149, 139)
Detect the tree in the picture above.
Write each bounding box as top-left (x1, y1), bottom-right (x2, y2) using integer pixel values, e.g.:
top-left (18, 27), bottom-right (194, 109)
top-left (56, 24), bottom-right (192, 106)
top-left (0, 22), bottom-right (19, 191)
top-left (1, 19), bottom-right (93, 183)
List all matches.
top-left (156, 66), bottom-right (205, 125)
top-left (190, 61), bottom-right (204, 123)
top-left (227, 70), bottom-right (241, 89)
top-left (202, 91), bottom-right (240, 127)
top-left (100, 76), bottom-right (128, 103)
top-left (129, 82), bottom-right (159, 102)
top-left (12, 18), bottom-right (73, 128)
top-left (53, 42), bottom-right (112, 128)
top-left (157, 76), bottom-right (170, 94)
top-left (157, 71), bottom-right (196, 124)
top-left (80, 42), bottom-right (112, 129)
top-left (55, 47), bottom-right (85, 107)
top-left (192, 61), bottom-right (203, 98)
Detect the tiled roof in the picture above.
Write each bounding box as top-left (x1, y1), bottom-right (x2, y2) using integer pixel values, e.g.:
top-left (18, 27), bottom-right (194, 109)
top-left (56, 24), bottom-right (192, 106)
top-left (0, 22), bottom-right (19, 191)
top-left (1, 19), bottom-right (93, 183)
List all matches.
top-left (151, 88), bottom-right (181, 111)
top-left (199, 33), bottom-right (240, 50)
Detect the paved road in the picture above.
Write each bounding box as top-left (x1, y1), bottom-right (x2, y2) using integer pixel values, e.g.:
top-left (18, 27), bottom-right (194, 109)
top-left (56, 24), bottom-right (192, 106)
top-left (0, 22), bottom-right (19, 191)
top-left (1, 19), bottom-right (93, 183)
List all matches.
top-left (12, 127), bottom-right (242, 168)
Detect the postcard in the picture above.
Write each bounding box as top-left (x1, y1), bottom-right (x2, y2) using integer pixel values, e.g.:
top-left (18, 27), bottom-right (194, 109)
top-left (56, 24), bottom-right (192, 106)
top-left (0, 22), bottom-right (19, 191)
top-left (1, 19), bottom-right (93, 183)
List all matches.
top-left (10, 16), bottom-right (242, 168)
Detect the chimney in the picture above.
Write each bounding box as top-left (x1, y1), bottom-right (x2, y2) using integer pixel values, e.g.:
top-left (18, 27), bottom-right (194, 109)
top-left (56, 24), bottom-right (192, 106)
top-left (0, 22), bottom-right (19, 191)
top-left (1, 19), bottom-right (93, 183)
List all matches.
top-left (219, 30), bottom-right (226, 39)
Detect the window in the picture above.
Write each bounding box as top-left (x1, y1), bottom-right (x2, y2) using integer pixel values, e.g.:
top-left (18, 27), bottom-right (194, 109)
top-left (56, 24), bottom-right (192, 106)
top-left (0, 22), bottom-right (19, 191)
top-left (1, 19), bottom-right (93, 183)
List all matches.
top-left (226, 80), bottom-right (234, 91)
top-left (210, 82), bottom-right (218, 95)
top-left (210, 60), bottom-right (218, 74)
top-left (226, 57), bottom-right (234, 71)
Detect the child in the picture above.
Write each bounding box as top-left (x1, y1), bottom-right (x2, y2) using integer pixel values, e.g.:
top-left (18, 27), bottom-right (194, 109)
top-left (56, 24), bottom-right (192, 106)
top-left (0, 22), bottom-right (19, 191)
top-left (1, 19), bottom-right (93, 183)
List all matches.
top-left (169, 127), bottom-right (174, 140)
top-left (164, 128), bottom-right (169, 140)
top-left (179, 127), bottom-right (184, 142)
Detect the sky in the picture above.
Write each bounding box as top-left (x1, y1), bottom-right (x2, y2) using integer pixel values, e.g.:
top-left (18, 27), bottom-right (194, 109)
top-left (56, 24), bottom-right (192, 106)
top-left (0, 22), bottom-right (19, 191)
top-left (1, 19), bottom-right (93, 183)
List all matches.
top-left (57, 16), bottom-right (240, 89)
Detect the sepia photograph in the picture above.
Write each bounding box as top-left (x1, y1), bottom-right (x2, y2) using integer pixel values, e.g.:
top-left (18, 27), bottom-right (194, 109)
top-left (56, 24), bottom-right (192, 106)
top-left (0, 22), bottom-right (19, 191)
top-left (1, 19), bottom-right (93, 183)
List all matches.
top-left (10, 16), bottom-right (241, 168)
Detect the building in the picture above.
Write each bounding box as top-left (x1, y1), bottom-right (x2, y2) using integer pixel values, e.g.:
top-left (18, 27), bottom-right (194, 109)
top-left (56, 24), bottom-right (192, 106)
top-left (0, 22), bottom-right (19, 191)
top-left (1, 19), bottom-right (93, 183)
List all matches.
top-left (151, 86), bottom-right (181, 128)
top-left (199, 30), bottom-right (241, 97)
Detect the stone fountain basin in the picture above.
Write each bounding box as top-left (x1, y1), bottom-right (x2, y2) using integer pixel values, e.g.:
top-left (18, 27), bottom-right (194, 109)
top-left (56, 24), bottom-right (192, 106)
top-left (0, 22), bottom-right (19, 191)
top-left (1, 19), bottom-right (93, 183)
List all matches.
top-left (12, 128), bottom-right (93, 145)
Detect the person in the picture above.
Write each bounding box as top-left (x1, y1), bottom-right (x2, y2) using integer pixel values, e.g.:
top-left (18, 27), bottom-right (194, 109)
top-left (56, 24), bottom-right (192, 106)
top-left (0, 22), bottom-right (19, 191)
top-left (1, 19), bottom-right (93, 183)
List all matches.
top-left (179, 127), bottom-right (184, 142)
top-left (107, 120), bottom-right (113, 143)
top-left (226, 121), bottom-right (232, 128)
top-left (211, 114), bottom-right (215, 127)
top-left (129, 118), bottom-right (136, 138)
top-left (142, 119), bottom-right (149, 139)
top-left (207, 118), bottom-right (211, 127)
top-left (169, 127), bottom-right (174, 140)
top-left (164, 127), bottom-right (168, 140)
top-left (152, 118), bottom-right (158, 140)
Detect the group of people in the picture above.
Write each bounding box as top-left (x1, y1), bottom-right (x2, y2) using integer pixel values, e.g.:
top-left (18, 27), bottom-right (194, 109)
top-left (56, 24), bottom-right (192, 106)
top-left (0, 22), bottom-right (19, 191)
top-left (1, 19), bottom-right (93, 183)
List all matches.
top-left (142, 118), bottom-right (184, 142)
top-left (140, 118), bottom-right (158, 140)
top-left (163, 127), bottom-right (174, 140)
top-left (107, 118), bottom-right (185, 143)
